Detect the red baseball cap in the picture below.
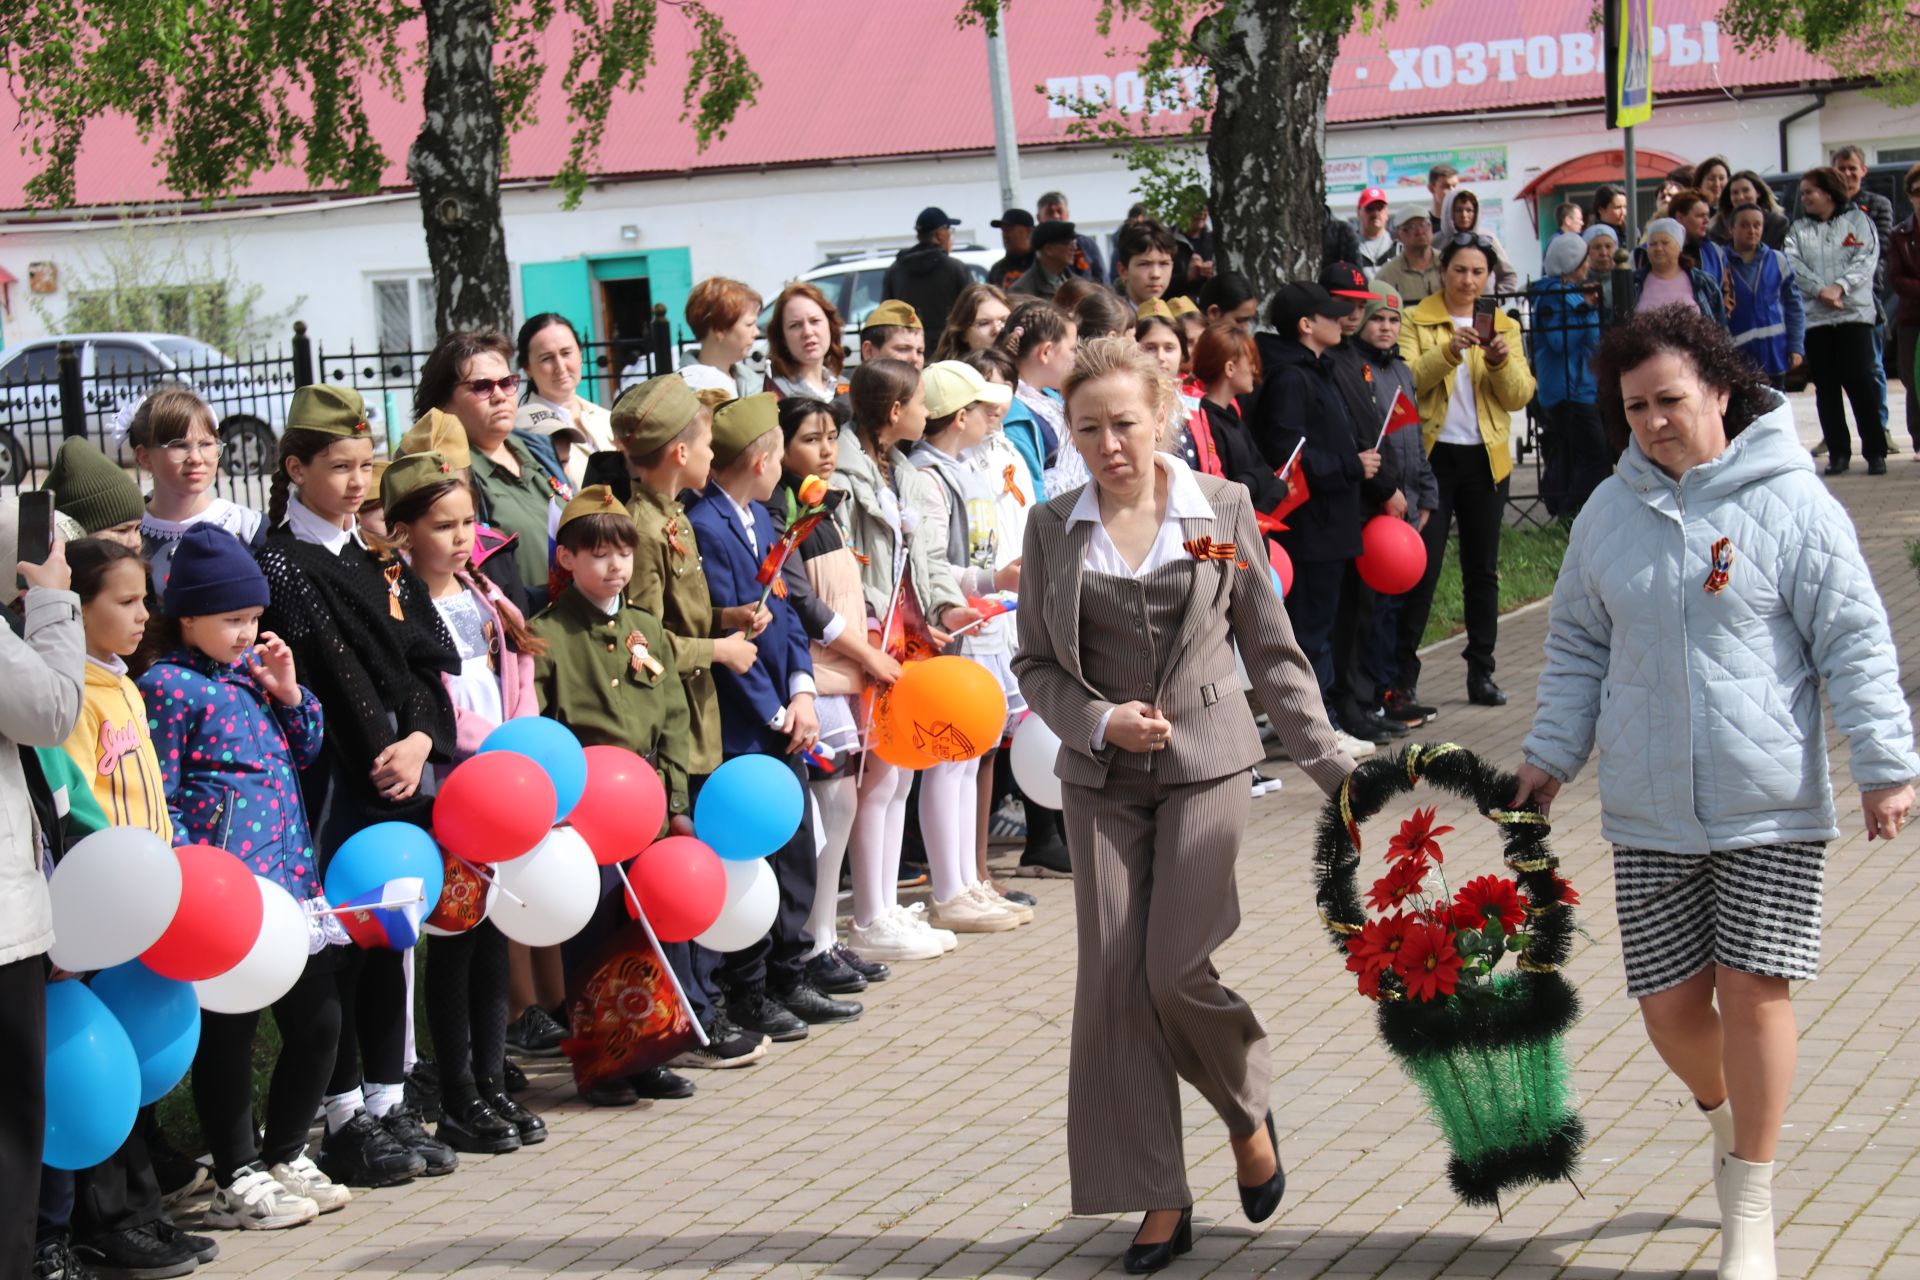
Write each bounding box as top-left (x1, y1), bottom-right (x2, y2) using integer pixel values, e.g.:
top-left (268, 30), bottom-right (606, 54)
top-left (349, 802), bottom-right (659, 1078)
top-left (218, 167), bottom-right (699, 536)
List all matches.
top-left (1357, 187), bottom-right (1389, 210)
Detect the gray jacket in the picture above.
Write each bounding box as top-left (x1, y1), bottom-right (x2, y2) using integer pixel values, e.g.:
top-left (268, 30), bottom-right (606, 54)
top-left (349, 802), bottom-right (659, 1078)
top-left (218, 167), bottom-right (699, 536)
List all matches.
top-left (830, 431), bottom-right (966, 630)
top-left (0, 588), bottom-right (85, 966)
top-left (1785, 208), bottom-right (1880, 328)
top-left (1360, 345), bottom-right (1438, 522)
top-left (1522, 395), bottom-right (1918, 854)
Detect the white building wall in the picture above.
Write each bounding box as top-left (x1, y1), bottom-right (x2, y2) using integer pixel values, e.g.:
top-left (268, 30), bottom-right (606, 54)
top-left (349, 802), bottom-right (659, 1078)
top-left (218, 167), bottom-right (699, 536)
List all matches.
top-left (2, 86), bottom-right (1916, 353)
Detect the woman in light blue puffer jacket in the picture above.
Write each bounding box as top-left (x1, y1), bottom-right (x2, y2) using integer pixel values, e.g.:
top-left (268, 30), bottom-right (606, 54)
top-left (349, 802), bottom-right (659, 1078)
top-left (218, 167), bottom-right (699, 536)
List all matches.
top-left (1513, 308), bottom-right (1917, 1280)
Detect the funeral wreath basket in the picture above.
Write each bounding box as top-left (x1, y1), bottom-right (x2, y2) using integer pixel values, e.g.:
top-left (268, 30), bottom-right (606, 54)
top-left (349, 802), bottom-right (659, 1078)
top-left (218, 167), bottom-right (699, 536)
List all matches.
top-left (1314, 743), bottom-right (1584, 1210)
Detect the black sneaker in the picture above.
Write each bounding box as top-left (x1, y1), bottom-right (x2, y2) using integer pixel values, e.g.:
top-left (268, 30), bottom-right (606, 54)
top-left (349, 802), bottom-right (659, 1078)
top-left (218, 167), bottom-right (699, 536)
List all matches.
top-left (1016, 838), bottom-right (1072, 879)
top-left (480, 1078), bottom-right (546, 1145)
top-left (729, 990), bottom-right (809, 1042)
top-left (34, 1235), bottom-right (97, 1280)
top-left (144, 1223), bottom-right (215, 1266)
top-left (577, 1078), bottom-right (641, 1107)
top-left (317, 1109), bottom-right (424, 1188)
top-left (999, 888), bottom-right (1037, 908)
top-left (1381, 688), bottom-right (1436, 728)
top-left (669, 1014), bottom-right (767, 1069)
top-left (628, 1065), bottom-right (697, 1099)
top-left (832, 944), bottom-right (890, 983)
top-left (1869, 457), bottom-right (1888, 475)
top-left (802, 949), bottom-right (867, 995)
top-left (435, 1087), bottom-right (520, 1155)
top-left (776, 981), bottom-right (862, 1026)
top-left (502, 1058), bottom-right (529, 1094)
top-left (1345, 709), bottom-right (1409, 744)
top-left (72, 1222), bottom-right (197, 1280)
top-left (144, 1126), bottom-right (209, 1209)
top-left (504, 1005), bottom-right (567, 1057)
top-left (406, 1059), bottom-right (442, 1123)
top-left (380, 1103), bottom-right (458, 1176)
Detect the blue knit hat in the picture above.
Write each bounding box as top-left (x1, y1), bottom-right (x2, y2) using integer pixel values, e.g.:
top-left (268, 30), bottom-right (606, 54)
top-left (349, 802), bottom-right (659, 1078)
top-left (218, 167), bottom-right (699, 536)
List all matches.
top-left (163, 525), bottom-right (270, 617)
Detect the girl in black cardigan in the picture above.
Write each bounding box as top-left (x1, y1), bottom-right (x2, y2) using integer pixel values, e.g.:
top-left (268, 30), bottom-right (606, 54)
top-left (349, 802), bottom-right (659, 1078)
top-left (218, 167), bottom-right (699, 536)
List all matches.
top-left (256, 385), bottom-right (460, 1189)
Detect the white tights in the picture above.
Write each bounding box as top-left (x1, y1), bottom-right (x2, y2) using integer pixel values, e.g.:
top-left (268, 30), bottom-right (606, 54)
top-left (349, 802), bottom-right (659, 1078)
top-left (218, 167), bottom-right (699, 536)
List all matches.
top-left (920, 757), bottom-right (982, 904)
top-left (806, 774), bottom-right (858, 954)
top-left (850, 760), bottom-right (914, 928)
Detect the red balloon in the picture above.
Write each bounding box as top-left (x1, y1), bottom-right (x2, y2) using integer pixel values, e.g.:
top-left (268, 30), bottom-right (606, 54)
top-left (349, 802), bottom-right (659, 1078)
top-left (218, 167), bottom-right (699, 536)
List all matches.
top-left (569, 746), bottom-right (668, 866)
top-left (1267, 540), bottom-right (1294, 598)
top-left (1356, 515), bottom-right (1428, 596)
top-left (624, 836), bottom-right (727, 941)
top-left (434, 751), bottom-right (557, 864)
top-left (142, 845), bottom-right (266, 981)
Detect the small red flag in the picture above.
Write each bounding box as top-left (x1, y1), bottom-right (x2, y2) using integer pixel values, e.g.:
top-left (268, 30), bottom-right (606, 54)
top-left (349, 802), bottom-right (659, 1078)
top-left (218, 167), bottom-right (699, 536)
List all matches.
top-left (1383, 390), bottom-right (1421, 438)
top-left (1266, 440), bottom-right (1311, 527)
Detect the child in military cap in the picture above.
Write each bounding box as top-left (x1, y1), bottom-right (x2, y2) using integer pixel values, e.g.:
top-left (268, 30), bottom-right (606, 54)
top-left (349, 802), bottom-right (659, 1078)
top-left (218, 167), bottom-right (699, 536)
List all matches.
top-left (858, 300), bottom-right (926, 368)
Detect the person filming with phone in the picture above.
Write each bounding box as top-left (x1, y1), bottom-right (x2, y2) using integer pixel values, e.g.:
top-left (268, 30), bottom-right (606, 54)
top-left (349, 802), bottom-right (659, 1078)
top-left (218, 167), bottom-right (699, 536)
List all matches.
top-left (1390, 233), bottom-right (1535, 711)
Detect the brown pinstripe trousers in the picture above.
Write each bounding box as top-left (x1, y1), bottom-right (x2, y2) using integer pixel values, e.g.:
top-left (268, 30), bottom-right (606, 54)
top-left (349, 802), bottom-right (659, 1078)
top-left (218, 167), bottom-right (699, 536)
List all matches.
top-left (1062, 763), bottom-right (1269, 1214)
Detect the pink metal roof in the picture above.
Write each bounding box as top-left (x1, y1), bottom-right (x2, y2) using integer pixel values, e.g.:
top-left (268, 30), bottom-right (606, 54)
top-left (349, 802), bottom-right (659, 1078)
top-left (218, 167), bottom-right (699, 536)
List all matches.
top-left (0, 0), bottom-right (1837, 213)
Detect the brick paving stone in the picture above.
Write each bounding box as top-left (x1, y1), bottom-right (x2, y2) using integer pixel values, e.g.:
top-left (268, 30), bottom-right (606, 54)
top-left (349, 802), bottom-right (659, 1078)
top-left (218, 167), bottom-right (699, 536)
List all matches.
top-left (176, 394), bottom-right (1919, 1275)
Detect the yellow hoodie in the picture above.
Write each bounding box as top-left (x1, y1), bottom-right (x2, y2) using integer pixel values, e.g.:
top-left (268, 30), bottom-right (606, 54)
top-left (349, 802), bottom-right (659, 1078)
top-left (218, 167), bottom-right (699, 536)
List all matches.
top-left (62, 657), bottom-right (172, 843)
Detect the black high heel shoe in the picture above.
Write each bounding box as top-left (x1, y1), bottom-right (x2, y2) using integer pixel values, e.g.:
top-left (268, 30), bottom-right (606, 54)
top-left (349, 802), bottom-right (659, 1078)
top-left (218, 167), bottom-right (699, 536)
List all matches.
top-left (1123, 1206), bottom-right (1193, 1274)
top-left (1238, 1111), bottom-right (1287, 1223)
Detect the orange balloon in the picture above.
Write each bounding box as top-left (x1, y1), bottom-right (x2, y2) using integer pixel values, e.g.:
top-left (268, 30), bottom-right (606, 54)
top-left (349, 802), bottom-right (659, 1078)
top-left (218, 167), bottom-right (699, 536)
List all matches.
top-left (884, 656), bottom-right (1008, 764)
top-left (863, 683), bottom-right (936, 770)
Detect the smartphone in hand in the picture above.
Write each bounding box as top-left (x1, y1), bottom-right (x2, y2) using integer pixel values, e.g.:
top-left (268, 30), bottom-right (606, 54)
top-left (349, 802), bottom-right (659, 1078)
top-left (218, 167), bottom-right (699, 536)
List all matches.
top-left (1472, 298), bottom-right (1497, 343)
top-left (16, 490), bottom-right (53, 594)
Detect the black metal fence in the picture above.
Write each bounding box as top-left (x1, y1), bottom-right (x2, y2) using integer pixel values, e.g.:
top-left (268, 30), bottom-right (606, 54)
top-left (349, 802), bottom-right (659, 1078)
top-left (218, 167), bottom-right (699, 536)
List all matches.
top-left (0, 308), bottom-right (682, 511)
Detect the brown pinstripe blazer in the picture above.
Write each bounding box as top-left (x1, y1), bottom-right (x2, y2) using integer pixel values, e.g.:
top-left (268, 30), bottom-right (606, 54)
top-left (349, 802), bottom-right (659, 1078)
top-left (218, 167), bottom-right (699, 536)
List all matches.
top-left (1012, 470), bottom-right (1355, 796)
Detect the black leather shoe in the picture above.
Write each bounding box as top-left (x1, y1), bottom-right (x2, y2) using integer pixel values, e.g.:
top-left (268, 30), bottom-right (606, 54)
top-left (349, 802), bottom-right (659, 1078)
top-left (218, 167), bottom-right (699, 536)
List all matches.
top-left (629, 1065), bottom-right (697, 1099)
top-left (317, 1108), bottom-right (424, 1187)
top-left (1238, 1111), bottom-right (1287, 1224)
top-left (1467, 675), bottom-right (1508, 707)
top-left (382, 1101), bottom-right (459, 1174)
top-left (1122, 1207), bottom-right (1193, 1274)
top-left (479, 1077), bottom-right (546, 1144)
top-left (778, 981), bottom-right (863, 1025)
top-left (832, 944), bottom-right (890, 983)
top-left (1824, 459), bottom-right (1851, 475)
top-left (577, 1078), bottom-right (641, 1107)
top-left (502, 1058), bottom-right (529, 1094)
top-left (1869, 457), bottom-right (1888, 475)
top-left (436, 1085), bottom-right (521, 1154)
top-left (803, 949), bottom-right (868, 994)
top-left (1344, 709), bottom-right (1410, 743)
top-left (730, 990), bottom-right (809, 1042)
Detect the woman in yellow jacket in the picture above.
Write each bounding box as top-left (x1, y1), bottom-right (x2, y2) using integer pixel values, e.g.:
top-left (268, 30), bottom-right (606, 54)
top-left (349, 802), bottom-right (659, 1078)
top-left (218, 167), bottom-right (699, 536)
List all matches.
top-left (1392, 235), bottom-right (1536, 711)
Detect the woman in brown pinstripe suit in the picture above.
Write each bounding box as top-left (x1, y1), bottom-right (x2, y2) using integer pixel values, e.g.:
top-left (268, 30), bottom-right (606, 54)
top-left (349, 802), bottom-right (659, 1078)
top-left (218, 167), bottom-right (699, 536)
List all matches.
top-left (1013, 338), bottom-right (1356, 1271)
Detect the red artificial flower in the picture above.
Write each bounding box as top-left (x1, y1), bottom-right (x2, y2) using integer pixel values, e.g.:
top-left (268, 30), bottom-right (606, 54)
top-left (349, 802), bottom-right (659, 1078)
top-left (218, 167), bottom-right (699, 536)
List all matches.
top-left (1355, 965), bottom-right (1382, 999)
top-left (1550, 873), bottom-right (1580, 906)
top-left (1365, 858), bottom-right (1428, 913)
top-left (1453, 875), bottom-right (1528, 935)
top-left (1346, 913), bottom-right (1410, 982)
top-left (1387, 805), bottom-right (1454, 865)
top-left (1394, 920), bottom-right (1463, 1002)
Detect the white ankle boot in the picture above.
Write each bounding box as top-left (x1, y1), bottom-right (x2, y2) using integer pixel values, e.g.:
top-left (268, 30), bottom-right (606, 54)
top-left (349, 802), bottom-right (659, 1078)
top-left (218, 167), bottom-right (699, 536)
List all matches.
top-left (1701, 1098), bottom-right (1735, 1173)
top-left (1715, 1154), bottom-right (1777, 1280)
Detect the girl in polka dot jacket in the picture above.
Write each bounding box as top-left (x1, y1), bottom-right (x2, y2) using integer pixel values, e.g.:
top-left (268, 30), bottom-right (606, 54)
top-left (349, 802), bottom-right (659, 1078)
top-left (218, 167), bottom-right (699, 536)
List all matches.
top-left (135, 523), bottom-right (354, 1227)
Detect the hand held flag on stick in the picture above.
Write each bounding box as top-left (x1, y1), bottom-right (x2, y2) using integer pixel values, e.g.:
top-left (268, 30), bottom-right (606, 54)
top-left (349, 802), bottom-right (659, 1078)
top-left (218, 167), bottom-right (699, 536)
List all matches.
top-left (1259, 440), bottom-right (1310, 535)
top-left (1376, 390), bottom-right (1421, 450)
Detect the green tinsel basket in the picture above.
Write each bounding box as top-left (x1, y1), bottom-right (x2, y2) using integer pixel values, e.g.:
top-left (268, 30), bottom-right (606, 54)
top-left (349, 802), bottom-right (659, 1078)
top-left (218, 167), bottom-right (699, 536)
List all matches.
top-left (1315, 743), bottom-right (1585, 1210)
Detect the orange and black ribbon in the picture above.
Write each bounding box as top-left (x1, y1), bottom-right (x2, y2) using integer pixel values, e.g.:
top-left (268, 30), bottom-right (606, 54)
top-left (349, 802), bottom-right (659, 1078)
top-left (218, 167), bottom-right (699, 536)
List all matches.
top-left (1003, 464), bottom-right (1027, 507)
top-left (1704, 537), bottom-right (1733, 595)
top-left (1183, 536), bottom-right (1239, 563)
top-left (383, 563), bottom-right (405, 620)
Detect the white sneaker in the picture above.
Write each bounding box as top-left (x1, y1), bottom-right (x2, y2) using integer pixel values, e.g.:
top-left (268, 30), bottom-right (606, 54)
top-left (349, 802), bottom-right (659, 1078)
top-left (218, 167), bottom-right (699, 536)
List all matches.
top-left (848, 910), bottom-right (945, 962)
top-left (1334, 730), bottom-right (1377, 760)
top-left (269, 1152), bottom-right (351, 1214)
top-left (202, 1166), bottom-right (319, 1231)
top-left (927, 887), bottom-right (1020, 933)
top-left (969, 881), bottom-right (1033, 925)
top-left (895, 902), bottom-right (957, 951)
top-left (1249, 769), bottom-right (1284, 798)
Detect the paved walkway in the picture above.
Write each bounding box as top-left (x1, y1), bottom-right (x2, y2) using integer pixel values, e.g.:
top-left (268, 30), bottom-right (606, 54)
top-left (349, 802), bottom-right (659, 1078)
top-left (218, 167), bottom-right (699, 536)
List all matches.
top-left (193, 398), bottom-right (1920, 1279)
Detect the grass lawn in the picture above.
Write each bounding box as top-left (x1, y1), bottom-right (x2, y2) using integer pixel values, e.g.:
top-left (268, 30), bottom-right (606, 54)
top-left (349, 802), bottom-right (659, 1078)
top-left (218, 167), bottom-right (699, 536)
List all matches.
top-left (1419, 521), bottom-right (1570, 647)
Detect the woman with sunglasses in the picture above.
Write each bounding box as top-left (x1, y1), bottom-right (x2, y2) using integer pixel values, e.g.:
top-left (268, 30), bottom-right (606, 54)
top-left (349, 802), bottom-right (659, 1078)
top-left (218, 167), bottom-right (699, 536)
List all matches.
top-left (1888, 161), bottom-right (1920, 453)
top-left (414, 332), bottom-right (572, 614)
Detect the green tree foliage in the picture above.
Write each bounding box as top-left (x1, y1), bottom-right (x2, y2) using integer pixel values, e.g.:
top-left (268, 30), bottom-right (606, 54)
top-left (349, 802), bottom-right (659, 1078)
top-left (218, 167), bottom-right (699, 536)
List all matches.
top-left (1718, 0), bottom-right (1920, 107)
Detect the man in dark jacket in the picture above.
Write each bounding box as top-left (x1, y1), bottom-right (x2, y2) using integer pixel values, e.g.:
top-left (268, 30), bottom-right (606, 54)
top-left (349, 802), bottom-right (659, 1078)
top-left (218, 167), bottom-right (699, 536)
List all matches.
top-left (1035, 191), bottom-right (1106, 282)
top-left (881, 207), bottom-right (974, 337)
top-left (987, 209), bottom-right (1035, 290)
top-left (1010, 221), bottom-right (1080, 299)
top-left (1250, 282), bottom-right (1382, 747)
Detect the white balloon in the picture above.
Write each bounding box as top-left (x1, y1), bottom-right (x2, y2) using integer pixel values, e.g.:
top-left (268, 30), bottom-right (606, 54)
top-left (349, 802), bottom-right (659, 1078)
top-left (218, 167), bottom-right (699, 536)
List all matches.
top-left (1008, 713), bottom-right (1064, 811)
top-left (693, 858), bottom-right (777, 953)
top-left (49, 828), bottom-right (184, 972)
top-left (489, 827), bottom-right (600, 947)
top-left (195, 877), bottom-right (308, 1014)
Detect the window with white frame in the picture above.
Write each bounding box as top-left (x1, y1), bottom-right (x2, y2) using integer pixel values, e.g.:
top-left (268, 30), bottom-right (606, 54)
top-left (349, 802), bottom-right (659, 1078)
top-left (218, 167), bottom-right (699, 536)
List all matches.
top-left (372, 276), bottom-right (437, 353)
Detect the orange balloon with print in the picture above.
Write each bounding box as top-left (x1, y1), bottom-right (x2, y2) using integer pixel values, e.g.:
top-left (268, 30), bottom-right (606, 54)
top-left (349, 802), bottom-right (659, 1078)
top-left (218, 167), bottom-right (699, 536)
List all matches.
top-left (884, 656), bottom-right (1008, 765)
top-left (863, 682), bottom-right (936, 770)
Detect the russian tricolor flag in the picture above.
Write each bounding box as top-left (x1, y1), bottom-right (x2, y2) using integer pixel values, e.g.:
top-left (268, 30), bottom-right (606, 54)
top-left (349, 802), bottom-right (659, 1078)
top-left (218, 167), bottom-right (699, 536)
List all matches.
top-left (338, 877), bottom-right (428, 951)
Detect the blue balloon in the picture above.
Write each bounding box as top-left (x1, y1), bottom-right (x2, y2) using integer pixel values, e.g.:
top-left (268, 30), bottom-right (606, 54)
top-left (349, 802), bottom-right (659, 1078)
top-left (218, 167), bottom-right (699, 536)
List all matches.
top-left (91, 960), bottom-right (201, 1106)
top-left (324, 821), bottom-right (445, 909)
top-left (1270, 566), bottom-right (1285, 597)
top-left (44, 981), bottom-right (140, 1170)
top-left (694, 755), bottom-right (805, 861)
top-left (481, 718), bottom-right (587, 821)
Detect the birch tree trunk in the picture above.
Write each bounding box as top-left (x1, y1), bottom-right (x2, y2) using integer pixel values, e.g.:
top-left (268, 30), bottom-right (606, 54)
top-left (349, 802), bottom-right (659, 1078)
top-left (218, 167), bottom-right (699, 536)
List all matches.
top-left (1199, 0), bottom-right (1341, 302)
top-left (410, 0), bottom-right (512, 336)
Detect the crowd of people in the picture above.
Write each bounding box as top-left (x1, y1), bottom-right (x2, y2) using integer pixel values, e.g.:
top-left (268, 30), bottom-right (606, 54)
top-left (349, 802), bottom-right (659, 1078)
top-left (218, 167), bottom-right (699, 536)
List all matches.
top-left (2, 156), bottom-right (1917, 1280)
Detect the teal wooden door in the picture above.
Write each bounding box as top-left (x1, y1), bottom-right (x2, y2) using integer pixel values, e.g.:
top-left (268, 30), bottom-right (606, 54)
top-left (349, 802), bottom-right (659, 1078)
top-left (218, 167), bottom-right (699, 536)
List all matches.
top-left (519, 259), bottom-right (596, 341)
